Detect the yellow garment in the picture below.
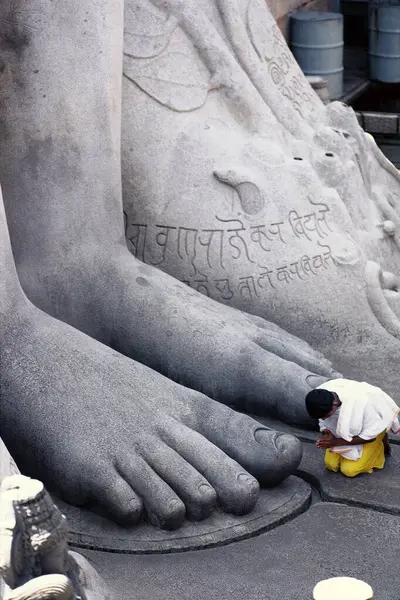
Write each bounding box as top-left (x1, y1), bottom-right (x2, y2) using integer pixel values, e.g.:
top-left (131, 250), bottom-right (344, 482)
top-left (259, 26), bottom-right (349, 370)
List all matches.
top-left (324, 431), bottom-right (386, 477)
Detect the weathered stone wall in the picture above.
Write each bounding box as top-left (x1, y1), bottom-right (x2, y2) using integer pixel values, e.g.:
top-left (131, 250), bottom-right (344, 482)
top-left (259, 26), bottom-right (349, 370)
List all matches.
top-left (267, 0), bottom-right (330, 39)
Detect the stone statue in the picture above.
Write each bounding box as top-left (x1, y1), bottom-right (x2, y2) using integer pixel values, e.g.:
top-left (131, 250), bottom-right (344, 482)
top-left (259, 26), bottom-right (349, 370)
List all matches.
top-left (0, 440), bottom-right (109, 600)
top-left (121, 0), bottom-right (400, 405)
top-left (0, 0), bottom-right (339, 528)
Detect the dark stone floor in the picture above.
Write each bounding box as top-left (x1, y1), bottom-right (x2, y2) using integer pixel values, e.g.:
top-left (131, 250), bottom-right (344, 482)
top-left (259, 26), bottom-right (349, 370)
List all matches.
top-left (78, 503), bottom-right (400, 600)
top-left (59, 476), bottom-right (311, 553)
top-left (70, 425), bottom-right (400, 599)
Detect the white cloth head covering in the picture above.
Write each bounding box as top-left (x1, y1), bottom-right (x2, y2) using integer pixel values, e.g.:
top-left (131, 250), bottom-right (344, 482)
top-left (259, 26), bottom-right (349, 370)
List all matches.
top-left (317, 379), bottom-right (400, 460)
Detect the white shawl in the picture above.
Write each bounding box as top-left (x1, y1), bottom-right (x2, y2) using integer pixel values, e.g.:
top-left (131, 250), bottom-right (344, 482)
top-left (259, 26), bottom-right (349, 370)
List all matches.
top-left (318, 379), bottom-right (400, 460)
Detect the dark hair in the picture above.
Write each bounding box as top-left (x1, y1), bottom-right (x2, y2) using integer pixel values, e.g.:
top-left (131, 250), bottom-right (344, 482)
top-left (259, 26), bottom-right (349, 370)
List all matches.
top-left (305, 389), bottom-right (336, 419)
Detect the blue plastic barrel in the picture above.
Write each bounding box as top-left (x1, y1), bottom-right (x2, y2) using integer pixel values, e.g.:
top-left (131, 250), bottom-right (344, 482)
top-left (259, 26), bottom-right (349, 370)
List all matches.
top-left (290, 12), bottom-right (344, 99)
top-left (369, 4), bottom-right (400, 83)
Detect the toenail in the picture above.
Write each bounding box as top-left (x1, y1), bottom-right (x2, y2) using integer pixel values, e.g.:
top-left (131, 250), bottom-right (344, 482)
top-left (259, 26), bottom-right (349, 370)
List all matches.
top-left (127, 499), bottom-right (141, 515)
top-left (306, 374), bottom-right (329, 388)
top-left (198, 483), bottom-right (214, 496)
top-left (237, 473), bottom-right (257, 488)
top-left (168, 498), bottom-right (183, 513)
top-left (254, 427), bottom-right (275, 444)
top-left (274, 433), bottom-right (301, 455)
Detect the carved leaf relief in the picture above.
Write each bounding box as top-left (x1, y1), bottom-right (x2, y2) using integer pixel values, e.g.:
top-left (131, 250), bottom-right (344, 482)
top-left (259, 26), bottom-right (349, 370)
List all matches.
top-left (124, 52), bottom-right (211, 112)
top-left (124, 2), bottom-right (177, 59)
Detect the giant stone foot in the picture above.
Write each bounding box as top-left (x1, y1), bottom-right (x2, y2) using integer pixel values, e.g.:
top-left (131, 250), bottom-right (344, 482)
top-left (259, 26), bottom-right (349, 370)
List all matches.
top-left (120, 0), bottom-right (400, 404)
top-left (0, 0), bottom-right (337, 428)
top-left (0, 190), bottom-right (303, 528)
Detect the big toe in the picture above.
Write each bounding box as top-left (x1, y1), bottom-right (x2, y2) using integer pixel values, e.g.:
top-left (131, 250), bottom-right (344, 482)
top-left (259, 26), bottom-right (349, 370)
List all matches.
top-left (161, 417), bottom-right (260, 516)
top-left (276, 371), bottom-right (330, 427)
top-left (191, 398), bottom-right (302, 487)
top-left (254, 429), bottom-right (302, 486)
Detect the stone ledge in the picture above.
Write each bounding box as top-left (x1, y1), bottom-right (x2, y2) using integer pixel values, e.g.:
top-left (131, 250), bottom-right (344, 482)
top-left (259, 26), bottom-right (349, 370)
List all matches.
top-left (55, 477), bottom-right (311, 554)
top-left (296, 442), bottom-right (400, 514)
top-left (77, 504), bottom-right (400, 600)
top-left (356, 111), bottom-right (400, 135)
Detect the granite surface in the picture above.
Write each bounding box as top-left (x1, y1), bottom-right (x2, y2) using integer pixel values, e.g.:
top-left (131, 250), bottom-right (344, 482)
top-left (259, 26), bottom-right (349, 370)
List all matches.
top-left (56, 477), bottom-right (311, 553)
top-left (78, 503), bottom-right (400, 600)
top-left (297, 440), bottom-right (400, 514)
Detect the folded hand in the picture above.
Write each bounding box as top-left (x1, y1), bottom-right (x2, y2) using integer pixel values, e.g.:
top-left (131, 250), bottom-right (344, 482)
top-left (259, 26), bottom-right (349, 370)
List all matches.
top-left (316, 431), bottom-right (338, 449)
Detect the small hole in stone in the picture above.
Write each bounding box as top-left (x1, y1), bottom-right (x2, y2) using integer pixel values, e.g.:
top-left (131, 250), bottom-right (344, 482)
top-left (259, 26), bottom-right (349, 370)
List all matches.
top-left (293, 157), bottom-right (303, 161)
top-left (325, 152), bottom-right (334, 157)
top-left (343, 132), bottom-right (350, 139)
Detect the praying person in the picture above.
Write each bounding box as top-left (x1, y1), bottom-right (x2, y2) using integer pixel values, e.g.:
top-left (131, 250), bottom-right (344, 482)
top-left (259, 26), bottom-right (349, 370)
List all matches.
top-left (305, 379), bottom-right (400, 477)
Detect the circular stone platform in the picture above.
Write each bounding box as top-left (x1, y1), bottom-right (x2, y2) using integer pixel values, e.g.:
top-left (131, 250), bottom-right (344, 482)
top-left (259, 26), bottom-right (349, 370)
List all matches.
top-left (55, 476), bottom-right (310, 554)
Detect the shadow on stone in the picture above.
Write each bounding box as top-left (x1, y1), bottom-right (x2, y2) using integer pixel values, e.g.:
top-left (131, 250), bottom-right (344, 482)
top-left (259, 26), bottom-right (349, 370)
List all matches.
top-left (54, 477), bottom-right (311, 554)
top-left (77, 503), bottom-right (400, 600)
top-left (296, 442), bottom-right (400, 515)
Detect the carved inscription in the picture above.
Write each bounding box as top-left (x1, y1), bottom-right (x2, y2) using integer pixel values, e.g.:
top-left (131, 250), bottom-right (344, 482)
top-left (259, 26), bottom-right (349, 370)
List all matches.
top-left (126, 197), bottom-right (338, 302)
top-left (288, 196), bottom-right (332, 241)
top-left (180, 241), bottom-right (336, 301)
top-left (125, 196), bottom-right (333, 275)
top-left (245, 0), bottom-right (321, 122)
top-left (267, 24), bottom-right (314, 118)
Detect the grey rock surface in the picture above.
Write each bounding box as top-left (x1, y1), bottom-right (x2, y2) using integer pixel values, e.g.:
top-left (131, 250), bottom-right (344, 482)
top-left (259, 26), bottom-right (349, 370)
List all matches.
top-left (0, 0), bottom-right (399, 539)
top-left (54, 476), bottom-right (310, 553)
top-left (250, 413), bottom-right (320, 442)
top-left (297, 440), bottom-right (400, 514)
top-left (0, 139), bottom-right (304, 529)
top-left (78, 503), bottom-right (400, 600)
top-left (253, 412), bottom-right (400, 444)
top-left (121, 0), bottom-right (400, 404)
top-left (0, 0), bottom-right (339, 529)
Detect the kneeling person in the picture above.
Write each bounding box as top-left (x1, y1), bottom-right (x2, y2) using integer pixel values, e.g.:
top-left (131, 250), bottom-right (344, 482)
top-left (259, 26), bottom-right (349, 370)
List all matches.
top-left (305, 379), bottom-right (400, 477)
